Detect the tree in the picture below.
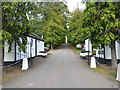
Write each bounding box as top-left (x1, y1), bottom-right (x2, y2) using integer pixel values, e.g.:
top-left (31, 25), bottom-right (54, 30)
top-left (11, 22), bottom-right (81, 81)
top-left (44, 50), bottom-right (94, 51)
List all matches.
top-left (68, 9), bottom-right (84, 46)
top-left (82, 2), bottom-right (120, 69)
top-left (32, 2), bottom-right (69, 49)
top-left (2, 2), bottom-right (34, 52)
top-left (28, 2), bottom-right (44, 37)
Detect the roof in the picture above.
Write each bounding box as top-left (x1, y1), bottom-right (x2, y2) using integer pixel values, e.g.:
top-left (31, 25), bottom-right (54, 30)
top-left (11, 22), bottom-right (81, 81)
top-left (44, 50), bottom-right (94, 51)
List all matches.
top-left (29, 33), bottom-right (45, 41)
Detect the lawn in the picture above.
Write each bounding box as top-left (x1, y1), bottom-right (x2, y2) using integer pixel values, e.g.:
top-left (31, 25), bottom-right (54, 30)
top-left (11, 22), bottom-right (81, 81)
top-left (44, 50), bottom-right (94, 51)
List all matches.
top-left (70, 45), bottom-right (81, 53)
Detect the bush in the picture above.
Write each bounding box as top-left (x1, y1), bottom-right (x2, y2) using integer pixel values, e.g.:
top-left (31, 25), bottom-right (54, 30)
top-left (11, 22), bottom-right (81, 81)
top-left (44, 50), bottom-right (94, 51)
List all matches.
top-left (46, 44), bottom-right (50, 48)
top-left (81, 50), bottom-right (90, 53)
top-left (39, 51), bottom-right (47, 53)
top-left (76, 47), bottom-right (82, 50)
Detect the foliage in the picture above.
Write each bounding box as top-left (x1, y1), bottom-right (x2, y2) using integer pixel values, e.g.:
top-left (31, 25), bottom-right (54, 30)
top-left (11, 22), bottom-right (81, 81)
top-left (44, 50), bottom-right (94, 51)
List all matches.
top-left (39, 51), bottom-right (47, 53)
top-left (70, 46), bottom-right (81, 53)
top-left (31, 2), bottom-right (69, 49)
top-left (82, 2), bottom-right (120, 68)
top-left (83, 2), bottom-right (120, 47)
top-left (68, 9), bottom-right (84, 46)
top-left (2, 1), bottom-right (69, 51)
top-left (2, 2), bottom-right (35, 52)
top-left (80, 50), bottom-right (89, 53)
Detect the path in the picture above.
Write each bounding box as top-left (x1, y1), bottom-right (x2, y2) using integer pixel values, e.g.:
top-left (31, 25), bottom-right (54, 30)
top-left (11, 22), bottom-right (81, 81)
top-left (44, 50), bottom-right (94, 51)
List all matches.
top-left (3, 43), bottom-right (118, 88)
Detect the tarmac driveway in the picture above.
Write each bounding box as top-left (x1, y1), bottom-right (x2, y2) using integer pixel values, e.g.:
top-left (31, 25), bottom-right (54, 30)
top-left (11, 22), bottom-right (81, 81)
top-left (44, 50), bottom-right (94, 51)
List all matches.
top-left (3, 43), bottom-right (118, 88)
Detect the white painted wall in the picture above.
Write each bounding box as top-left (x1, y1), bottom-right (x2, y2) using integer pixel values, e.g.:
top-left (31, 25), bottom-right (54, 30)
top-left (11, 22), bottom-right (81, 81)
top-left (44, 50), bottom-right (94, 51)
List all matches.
top-left (25, 42), bottom-right (29, 58)
top-left (4, 36), bottom-right (45, 62)
top-left (105, 46), bottom-right (111, 59)
top-left (37, 40), bottom-right (44, 55)
top-left (116, 42), bottom-right (120, 59)
top-left (31, 38), bottom-right (35, 57)
top-left (4, 41), bottom-right (15, 62)
top-left (37, 40), bottom-right (40, 55)
top-left (27, 37), bottom-right (31, 58)
top-left (40, 41), bottom-right (44, 51)
top-left (85, 38), bottom-right (92, 55)
top-left (16, 43), bottom-right (20, 61)
top-left (105, 41), bottom-right (120, 59)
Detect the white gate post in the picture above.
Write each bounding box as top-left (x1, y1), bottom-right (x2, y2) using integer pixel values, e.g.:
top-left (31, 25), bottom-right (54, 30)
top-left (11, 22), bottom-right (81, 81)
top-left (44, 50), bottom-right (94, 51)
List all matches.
top-left (116, 63), bottom-right (120, 81)
top-left (90, 56), bottom-right (96, 68)
top-left (22, 58), bottom-right (29, 70)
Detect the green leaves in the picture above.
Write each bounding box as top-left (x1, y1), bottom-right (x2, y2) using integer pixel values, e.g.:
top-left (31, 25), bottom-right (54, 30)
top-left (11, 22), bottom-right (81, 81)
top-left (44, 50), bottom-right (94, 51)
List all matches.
top-left (68, 9), bottom-right (84, 45)
top-left (31, 2), bottom-right (69, 48)
top-left (82, 2), bottom-right (120, 47)
top-left (2, 2), bottom-right (34, 52)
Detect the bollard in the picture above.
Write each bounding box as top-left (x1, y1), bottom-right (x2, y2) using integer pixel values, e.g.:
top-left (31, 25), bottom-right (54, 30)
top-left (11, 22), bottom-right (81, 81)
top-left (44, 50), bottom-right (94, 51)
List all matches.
top-left (116, 63), bottom-right (120, 81)
top-left (22, 58), bottom-right (29, 70)
top-left (90, 56), bottom-right (96, 68)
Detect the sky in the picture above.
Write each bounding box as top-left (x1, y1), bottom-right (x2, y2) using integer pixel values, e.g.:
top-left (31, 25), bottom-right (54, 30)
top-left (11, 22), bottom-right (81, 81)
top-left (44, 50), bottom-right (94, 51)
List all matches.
top-left (65, 0), bottom-right (86, 12)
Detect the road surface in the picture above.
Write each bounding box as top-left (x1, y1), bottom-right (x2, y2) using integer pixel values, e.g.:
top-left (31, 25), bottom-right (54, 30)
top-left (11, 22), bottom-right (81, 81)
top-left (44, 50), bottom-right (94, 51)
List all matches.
top-left (3, 43), bottom-right (118, 88)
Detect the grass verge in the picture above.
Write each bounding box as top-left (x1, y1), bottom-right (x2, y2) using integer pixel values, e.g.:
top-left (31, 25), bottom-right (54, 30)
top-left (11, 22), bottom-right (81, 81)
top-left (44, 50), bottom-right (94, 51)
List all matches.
top-left (92, 67), bottom-right (117, 78)
top-left (70, 45), bottom-right (117, 80)
top-left (70, 45), bottom-right (81, 53)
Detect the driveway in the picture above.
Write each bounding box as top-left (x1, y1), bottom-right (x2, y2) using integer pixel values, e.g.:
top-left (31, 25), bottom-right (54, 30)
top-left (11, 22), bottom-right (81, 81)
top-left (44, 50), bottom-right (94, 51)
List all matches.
top-left (3, 43), bottom-right (118, 88)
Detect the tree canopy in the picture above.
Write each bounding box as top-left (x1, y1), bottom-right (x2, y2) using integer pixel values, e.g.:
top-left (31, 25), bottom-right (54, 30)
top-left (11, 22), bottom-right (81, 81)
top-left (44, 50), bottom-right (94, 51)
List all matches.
top-left (67, 9), bottom-right (84, 46)
top-left (2, 1), bottom-right (69, 51)
top-left (67, 2), bottom-right (120, 68)
top-left (31, 2), bottom-right (69, 49)
top-left (83, 2), bottom-right (120, 47)
top-left (2, 2), bottom-right (35, 52)
top-left (82, 2), bottom-right (120, 68)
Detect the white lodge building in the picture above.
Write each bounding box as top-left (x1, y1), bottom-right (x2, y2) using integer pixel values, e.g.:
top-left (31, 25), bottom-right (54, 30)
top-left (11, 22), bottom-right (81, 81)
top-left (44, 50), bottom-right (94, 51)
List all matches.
top-left (4, 34), bottom-right (45, 63)
top-left (82, 38), bottom-right (120, 65)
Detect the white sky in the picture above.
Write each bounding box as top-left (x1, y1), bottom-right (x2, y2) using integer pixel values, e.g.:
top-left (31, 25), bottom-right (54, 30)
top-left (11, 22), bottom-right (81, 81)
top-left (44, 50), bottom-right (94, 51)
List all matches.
top-left (65, 0), bottom-right (86, 12)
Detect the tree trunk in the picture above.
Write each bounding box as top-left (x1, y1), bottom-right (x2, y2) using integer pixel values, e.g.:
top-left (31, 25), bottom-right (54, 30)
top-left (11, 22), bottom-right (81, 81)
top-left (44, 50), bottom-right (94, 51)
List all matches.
top-left (2, 46), bottom-right (4, 72)
top-left (1, 40), bottom-right (5, 73)
top-left (111, 40), bottom-right (117, 69)
top-left (51, 43), bottom-right (53, 49)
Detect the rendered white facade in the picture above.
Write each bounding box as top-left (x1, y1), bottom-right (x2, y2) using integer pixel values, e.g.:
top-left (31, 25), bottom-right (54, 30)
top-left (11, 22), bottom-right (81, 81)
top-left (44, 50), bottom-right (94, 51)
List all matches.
top-left (4, 42), bottom-right (15, 62)
top-left (81, 38), bottom-right (120, 60)
top-left (105, 41), bottom-right (120, 59)
top-left (85, 38), bottom-right (92, 55)
top-left (4, 35), bottom-right (45, 62)
top-left (80, 39), bottom-right (92, 57)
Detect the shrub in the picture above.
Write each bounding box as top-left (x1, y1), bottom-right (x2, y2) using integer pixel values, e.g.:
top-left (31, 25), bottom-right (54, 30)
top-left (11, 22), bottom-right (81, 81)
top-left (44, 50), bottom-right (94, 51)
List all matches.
top-left (39, 51), bottom-right (46, 53)
top-left (81, 50), bottom-right (90, 53)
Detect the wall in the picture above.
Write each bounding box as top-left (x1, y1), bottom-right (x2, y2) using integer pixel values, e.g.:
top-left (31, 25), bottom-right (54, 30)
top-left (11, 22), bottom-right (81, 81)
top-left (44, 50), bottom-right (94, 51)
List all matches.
top-left (105, 41), bottom-right (120, 59)
top-left (85, 38), bottom-right (92, 55)
top-left (105, 46), bottom-right (111, 59)
top-left (116, 42), bottom-right (120, 59)
top-left (4, 41), bottom-right (15, 62)
top-left (31, 38), bottom-right (35, 57)
top-left (39, 41), bottom-right (44, 51)
top-left (4, 36), bottom-right (45, 62)
top-left (27, 37), bottom-right (31, 58)
top-left (16, 43), bottom-right (20, 61)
